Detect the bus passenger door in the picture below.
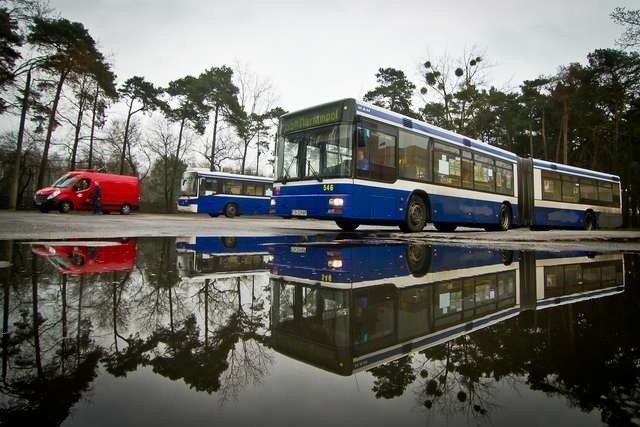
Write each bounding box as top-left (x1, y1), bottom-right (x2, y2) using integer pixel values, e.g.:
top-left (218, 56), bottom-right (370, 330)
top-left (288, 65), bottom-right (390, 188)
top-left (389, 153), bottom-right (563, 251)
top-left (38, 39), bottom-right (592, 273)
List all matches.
top-left (518, 158), bottom-right (534, 226)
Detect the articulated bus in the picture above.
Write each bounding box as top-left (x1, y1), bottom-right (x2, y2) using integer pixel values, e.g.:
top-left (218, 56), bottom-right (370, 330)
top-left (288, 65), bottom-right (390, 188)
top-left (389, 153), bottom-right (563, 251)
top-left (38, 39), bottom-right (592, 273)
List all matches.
top-left (268, 242), bottom-right (624, 375)
top-left (178, 169), bottom-right (273, 218)
top-left (270, 98), bottom-right (622, 232)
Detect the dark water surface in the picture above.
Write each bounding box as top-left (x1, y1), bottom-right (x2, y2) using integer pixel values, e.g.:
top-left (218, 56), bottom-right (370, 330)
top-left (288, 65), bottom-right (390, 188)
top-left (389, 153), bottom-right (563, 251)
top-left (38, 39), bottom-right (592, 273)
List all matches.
top-left (0, 236), bottom-right (637, 426)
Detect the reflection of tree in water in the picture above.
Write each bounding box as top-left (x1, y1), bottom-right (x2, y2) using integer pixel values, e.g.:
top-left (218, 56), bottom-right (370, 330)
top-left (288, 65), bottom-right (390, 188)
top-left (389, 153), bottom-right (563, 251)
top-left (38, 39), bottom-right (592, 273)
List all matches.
top-left (364, 258), bottom-right (640, 425)
top-left (0, 245), bottom-right (103, 425)
top-left (370, 356), bottom-right (415, 399)
top-left (414, 338), bottom-right (500, 424)
top-left (98, 240), bottom-right (273, 403)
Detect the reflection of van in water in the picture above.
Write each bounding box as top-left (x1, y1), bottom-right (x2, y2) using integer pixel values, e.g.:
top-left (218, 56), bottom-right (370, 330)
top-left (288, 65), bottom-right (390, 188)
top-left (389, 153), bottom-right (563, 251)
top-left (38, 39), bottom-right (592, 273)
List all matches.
top-left (34, 170), bottom-right (140, 214)
top-left (31, 240), bottom-right (137, 275)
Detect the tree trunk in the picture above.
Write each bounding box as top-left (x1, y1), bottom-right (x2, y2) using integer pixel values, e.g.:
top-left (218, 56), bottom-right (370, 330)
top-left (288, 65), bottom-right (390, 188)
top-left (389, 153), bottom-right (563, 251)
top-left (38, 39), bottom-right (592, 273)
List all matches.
top-left (210, 104), bottom-right (219, 171)
top-left (120, 100), bottom-right (135, 175)
top-left (9, 69), bottom-right (31, 210)
top-left (37, 70), bottom-right (69, 190)
top-left (168, 118), bottom-right (185, 212)
top-left (241, 139), bottom-right (249, 174)
top-left (555, 118), bottom-right (562, 163)
top-left (31, 256), bottom-right (43, 379)
top-left (541, 109), bottom-right (547, 160)
top-left (88, 85), bottom-right (100, 169)
top-left (590, 127), bottom-right (599, 170)
top-left (562, 99), bottom-right (569, 165)
top-left (528, 119), bottom-right (534, 157)
top-left (70, 80), bottom-right (88, 170)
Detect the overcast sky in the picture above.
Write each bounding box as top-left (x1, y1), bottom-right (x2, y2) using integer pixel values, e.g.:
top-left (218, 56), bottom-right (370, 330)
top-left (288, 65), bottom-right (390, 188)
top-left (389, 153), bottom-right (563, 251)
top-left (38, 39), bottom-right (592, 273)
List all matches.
top-left (48, 0), bottom-right (634, 113)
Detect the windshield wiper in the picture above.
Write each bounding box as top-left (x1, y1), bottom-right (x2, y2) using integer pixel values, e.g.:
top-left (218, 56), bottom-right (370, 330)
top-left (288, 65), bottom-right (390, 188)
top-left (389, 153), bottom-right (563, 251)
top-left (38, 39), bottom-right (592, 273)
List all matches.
top-left (307, 160), bottom-right (323, 182)
top-left (282, 155), bottom-right (297, 184)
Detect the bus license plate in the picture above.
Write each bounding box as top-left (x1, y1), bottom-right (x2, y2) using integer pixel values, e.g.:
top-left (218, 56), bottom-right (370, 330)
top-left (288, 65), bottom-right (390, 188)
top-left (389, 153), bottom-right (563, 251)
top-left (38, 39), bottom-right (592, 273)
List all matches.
top-left (290, 246), bottom-right (307, 254)
top-left (291, 209), bottom-right (307, 216)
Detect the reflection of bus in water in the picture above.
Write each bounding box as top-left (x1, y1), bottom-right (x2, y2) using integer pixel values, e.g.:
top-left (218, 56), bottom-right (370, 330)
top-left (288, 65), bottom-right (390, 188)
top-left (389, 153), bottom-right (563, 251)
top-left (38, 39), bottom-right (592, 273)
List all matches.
top-left (175, 235), bottom-right (304, 281)
top-left (268, 242), bottom-right (624, 375)
top-left (31, 240), bottom-right (137, 276)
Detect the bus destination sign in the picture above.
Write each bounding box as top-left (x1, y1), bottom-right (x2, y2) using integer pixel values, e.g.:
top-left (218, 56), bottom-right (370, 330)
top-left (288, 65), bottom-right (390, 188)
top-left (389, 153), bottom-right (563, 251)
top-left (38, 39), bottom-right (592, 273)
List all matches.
top-left (281, 102), bottom-right (345, 133)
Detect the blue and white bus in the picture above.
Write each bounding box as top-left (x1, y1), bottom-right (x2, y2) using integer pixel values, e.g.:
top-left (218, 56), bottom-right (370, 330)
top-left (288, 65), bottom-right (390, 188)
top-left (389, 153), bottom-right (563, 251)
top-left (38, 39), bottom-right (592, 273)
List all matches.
top-left (270, 98), bottom-right (622, 232)
top-left (178, 169), bottom-right (273, 217)
top-left (268, 241), bottom-right (624, 375)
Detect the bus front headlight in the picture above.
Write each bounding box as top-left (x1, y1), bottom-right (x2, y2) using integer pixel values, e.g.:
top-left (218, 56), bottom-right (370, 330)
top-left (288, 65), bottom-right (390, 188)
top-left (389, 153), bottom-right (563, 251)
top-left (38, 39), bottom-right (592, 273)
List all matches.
top-left (329, 198), bottom-right (344, 207)
top-left (327, 259), bottom-right (343, 269)
top-left (270, 199), bottom-right (276, 206)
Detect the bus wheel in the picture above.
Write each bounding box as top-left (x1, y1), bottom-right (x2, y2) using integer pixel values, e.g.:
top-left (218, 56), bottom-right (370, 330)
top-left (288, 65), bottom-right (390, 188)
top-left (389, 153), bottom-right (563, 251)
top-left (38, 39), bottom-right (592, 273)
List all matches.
top-left (59, 201), bottom-right (72, 213)
top-left (335, 220), bottom-right (359, 231)
top-left (403, 195), bottom-right (427, 232)
top-left (434, 222), bottom-right (457, 232)
top-left (224, 203), bottom-right (238, 218)
top-left (498, 204), bottom-right (512, 231)
top-left (584, 211), bottom-right (595, 230)
top-left (406, 243), bottom-right (432, 277)
top-left (120, 204), bottom-right (132, 215)
top-left (486, 204), bottom-right (512, 231)
top-left (222, 236), bottom-right (237, 248)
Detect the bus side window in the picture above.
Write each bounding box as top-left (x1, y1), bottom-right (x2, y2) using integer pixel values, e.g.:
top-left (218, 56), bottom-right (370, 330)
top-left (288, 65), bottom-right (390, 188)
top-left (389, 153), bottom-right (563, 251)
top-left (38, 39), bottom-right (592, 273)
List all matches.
top-left (200, 178), bottom-right (218, 195)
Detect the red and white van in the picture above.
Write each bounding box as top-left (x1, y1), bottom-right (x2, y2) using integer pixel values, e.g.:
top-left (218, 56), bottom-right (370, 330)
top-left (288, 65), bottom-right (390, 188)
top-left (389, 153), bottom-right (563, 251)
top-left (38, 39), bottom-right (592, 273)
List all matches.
top-left (34, 170), bottom-right (140, 214)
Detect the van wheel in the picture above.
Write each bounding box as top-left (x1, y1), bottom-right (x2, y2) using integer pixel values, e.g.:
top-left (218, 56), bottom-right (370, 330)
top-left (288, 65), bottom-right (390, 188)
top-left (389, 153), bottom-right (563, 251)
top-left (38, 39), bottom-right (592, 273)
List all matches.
top-left (59, 201), bottom-right (72, 213)
top-left (120, 204), bottom-right (132, 215)
top-left (224, 203), bottom-right (238, 218)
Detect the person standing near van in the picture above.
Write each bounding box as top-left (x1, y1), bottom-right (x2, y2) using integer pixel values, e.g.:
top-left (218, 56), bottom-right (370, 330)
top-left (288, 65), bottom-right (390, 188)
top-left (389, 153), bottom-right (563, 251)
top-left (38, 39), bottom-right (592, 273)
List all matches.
top-left (92, 181), bottom-right (102, 214)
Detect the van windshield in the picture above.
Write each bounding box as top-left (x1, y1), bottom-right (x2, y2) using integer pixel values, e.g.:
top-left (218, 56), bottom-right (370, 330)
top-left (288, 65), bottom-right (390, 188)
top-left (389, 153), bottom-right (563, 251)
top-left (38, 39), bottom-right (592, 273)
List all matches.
top-left (53, 174), bottom-right (79, 188)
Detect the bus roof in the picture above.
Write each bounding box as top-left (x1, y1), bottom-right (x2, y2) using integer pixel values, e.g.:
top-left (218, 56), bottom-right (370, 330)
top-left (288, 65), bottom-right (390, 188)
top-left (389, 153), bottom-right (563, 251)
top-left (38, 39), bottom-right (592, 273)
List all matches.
top-left (355, 99), bottom-right (519, 162)
top-left (531, 159), bottom-right (620, 182)
top-left (185, 168), bottom-right (273, 183)
top-left (280, 98), bottom-right (621, 180)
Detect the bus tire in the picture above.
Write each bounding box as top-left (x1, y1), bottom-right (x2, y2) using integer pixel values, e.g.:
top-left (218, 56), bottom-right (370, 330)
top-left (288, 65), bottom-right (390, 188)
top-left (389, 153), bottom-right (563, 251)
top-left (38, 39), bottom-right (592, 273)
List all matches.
top-left (584, 211), bottom-right (596, 231)
top-left (403, 195), bottom-right (427, 232)
top-left (434, 222), bottom-right (457, 232)
top-left (500, 249), bottom-right (514, 265)
top-left (335, 220), bottom-right (359, 231)
top-left (120, 203), bottom-right (132, 215)
top-left (222, 236), bottom-right (237, 248)
top-left (224, 203), bottom-right (238, 218)
top-left (486, 204), bottom-right (512, 231)
top-left (406, 243), bottom-right (432, 277)
top-left (59, 201), bottom-right (72, 214)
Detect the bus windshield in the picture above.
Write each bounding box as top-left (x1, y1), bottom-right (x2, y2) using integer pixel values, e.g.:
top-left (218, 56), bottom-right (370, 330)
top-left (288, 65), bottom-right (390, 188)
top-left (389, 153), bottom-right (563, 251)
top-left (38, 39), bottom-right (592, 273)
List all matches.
top-left (277, 124), bottom-right (352, 181)
top-left (181, 172), bottom-right (198, 196)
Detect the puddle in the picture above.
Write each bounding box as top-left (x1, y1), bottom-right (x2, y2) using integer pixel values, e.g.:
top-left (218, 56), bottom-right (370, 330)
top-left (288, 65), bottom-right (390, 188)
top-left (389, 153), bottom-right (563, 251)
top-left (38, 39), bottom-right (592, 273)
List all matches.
top-left (0, 236), bottom-right (636, 426)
